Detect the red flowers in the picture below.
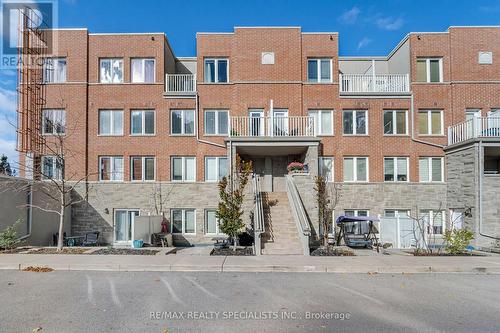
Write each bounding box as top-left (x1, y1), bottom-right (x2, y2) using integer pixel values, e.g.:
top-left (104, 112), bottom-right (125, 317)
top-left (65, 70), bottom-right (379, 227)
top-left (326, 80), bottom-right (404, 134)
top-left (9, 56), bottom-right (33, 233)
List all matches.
top-left (287, 161), bottom-right (304, 173)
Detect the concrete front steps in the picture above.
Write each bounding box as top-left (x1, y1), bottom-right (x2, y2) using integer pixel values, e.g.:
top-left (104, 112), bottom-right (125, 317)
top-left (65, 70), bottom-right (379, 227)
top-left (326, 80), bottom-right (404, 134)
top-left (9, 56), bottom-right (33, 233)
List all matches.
top-left (261, 192), bottom-right (304, 255)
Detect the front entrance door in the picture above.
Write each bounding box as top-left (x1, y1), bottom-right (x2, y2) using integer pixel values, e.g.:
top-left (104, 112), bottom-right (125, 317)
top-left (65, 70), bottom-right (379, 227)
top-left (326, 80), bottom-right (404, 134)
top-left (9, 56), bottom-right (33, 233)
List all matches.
top-left (114, 210), bottom-right (139, 244)
top-left (272, 156), bottom-right (287, 192)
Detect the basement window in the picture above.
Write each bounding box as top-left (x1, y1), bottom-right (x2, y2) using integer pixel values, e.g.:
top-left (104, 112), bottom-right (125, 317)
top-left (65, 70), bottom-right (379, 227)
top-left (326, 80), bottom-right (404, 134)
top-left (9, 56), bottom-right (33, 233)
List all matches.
top-left (171, 209), bottom-right (196, 235)
top-left (484, 147), bottom-right (500, 175)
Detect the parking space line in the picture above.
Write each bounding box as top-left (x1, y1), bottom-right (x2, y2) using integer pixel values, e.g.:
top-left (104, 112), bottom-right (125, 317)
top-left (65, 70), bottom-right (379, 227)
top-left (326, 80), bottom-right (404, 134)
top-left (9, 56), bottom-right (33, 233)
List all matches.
top-left (328, 281), bottom-right (385, 306)
top-left (160, 277), bottom-right (182, 304)
top-left (107, 277), bottom-right (122, 307)
top-left (185, 276), bottom-right (221, 300)
top-left (86, 275), bottom-right (95, 304)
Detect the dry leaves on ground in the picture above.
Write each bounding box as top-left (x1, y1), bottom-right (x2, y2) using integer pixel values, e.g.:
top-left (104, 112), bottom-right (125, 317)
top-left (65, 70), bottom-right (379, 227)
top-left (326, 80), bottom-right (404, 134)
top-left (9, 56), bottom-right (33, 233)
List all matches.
top-left (22, 266), bottom-right (54, 273)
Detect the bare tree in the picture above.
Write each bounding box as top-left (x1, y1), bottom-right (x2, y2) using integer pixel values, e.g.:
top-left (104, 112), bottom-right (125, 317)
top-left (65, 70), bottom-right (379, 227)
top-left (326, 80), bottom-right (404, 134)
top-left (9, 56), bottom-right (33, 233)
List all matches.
top-left (9, 92), bottom-right (96, 250)
top-left (150, 183), bottom-right (174, 216)
top-left (406, 203), bottom-right (444, 254)
top-left (315, 175), bottom-right (342, 247)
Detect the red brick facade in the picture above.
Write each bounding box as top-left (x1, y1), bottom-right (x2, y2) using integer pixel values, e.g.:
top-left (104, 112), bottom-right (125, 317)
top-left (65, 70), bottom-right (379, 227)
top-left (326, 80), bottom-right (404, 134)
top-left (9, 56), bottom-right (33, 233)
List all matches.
top-left (21, 26), bottom-right (500, 184)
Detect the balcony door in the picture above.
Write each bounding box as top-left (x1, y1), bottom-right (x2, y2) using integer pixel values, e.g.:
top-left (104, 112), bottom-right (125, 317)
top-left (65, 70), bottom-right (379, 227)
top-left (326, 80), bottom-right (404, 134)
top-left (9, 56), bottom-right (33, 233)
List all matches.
top-left (249, 109), bottom-right (264, 136)
top-left (273, 109), bottom-right (288, 136)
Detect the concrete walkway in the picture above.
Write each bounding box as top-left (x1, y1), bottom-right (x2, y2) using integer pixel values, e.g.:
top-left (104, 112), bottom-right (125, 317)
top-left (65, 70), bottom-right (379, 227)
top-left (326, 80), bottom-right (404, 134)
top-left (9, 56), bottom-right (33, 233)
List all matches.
top-left (1, 252), bottom-right (500, 273)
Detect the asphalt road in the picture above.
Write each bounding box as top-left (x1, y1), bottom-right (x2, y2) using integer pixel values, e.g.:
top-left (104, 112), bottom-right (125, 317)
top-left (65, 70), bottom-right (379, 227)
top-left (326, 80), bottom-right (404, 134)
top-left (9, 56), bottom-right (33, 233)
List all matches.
top-left (0, 271), bottom-right (499, 333)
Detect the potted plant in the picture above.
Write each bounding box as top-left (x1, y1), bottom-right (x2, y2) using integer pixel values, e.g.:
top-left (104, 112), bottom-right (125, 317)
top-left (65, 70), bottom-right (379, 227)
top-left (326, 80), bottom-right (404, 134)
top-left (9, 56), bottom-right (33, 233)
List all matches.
top-left (287, 161), bottom-right (304, 174)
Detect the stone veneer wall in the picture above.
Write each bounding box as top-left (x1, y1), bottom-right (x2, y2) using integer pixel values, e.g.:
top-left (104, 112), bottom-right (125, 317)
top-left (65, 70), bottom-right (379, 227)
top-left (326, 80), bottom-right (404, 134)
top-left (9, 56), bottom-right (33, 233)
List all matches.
top-left (291, 174), bottom-right (447, 242)
top-left (482, 176), bottom-right (500, 246)
top-left (445, 145), bottom-right (478, 231)
top-left (72, 182), bottom-right (220, 245)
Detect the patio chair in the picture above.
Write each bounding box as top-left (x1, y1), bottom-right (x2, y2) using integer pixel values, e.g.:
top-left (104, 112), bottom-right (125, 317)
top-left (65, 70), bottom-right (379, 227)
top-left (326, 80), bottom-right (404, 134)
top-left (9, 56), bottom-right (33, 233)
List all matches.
top-left (82, 232), bottom-right (100, 246)
top-left (53, 232), bottom-right (67, 246)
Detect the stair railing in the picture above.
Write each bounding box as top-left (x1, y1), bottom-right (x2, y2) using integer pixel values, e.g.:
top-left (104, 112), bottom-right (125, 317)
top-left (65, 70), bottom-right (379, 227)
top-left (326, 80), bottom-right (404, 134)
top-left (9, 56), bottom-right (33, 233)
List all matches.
top-left (285, 174), bottom-right (311, 255)
top-left (252, 174), bottom-right (265, 256)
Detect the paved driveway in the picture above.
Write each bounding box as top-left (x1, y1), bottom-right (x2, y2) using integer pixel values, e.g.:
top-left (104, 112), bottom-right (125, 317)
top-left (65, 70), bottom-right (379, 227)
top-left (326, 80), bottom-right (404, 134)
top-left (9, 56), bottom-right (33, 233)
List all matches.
top-left (1, 271), bottom-right (499, 332)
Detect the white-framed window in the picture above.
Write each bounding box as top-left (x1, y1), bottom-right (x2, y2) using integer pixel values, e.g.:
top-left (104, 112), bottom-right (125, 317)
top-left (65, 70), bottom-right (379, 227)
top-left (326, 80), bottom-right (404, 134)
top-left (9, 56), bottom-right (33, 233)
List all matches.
top-left (383, 110), bottom-right (407, 135)
top-left (171, 110), bottom-right (195, 135)
top-left (131, 58), bottom-right (155, 83)
top-left (418, 110), bottom-right (443, 135)
top-left (130, 156), bottom-right (155, 181)
top-left (43, 58), bottom-right (67, 83)
top-left (41, 155), bottom-right (63, 180)
top-left (307, 58), bottom-right (332, 83)
top-left (343, 110), bottom-right (367, 135)
top-left (466, 108), bottom-right (481, 121)
top-left (488, 108), bottom-right (500, 117)
top-left (419, 210), bottom-right (445, 235)
top-left (114, 209), bottom-right (140, 243)
top-left (99, 110), bottom-right (123, 135)
top-left (343, 157), bottom-right (368, 182)
top-left (131, 110), bottom-right (155, 135)
top-left (204, 110), bottom-right (229, 135)
top-left (205, 157), bottom-right (228, 182)
top-left (99, 58), bottom-right (123, 83)
top-left (42, 109), bottom-right (65, 135)
top-left (171, 209), bottom-right (196, 235)
top-left (319, 157), bottom-right (333, 182)
top-left (205, 210), bottom-right (224, 235)
top-left (204, 58), bottom-right (228, 83)
top-left (345, 210), bottom-right (369, 217)
top-left (416, 58), bottom-right (443, 83)
top-left (309, 110), bottom-right (333, 136)
top-left (384, 157), bottom-right (409, 182)
top-left (384, 210), bottom-right (410, 218)
top-left (99, 156), bottom-right (124, 181)
top-left (172, 157), bottom-right (196, 182)
top-left (419, 157), bottom-right (444, 182)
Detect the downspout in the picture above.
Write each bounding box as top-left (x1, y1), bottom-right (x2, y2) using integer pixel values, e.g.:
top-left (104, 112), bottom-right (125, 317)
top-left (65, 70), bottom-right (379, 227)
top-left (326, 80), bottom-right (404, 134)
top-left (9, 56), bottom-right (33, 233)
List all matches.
top-left (477, 141), bottom-right (500, 241)
top-left (85, 32), bottom-right (90, 198)
top-left (195, 92), bottom-right (225, 148)
top-left (410, 93), bottom-right (444, 148)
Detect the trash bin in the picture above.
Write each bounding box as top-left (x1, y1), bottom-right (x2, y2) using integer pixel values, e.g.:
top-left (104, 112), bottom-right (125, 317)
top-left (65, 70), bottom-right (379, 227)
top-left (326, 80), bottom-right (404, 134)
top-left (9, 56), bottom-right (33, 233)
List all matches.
top-left (133, 240), bottom-right (144, 248)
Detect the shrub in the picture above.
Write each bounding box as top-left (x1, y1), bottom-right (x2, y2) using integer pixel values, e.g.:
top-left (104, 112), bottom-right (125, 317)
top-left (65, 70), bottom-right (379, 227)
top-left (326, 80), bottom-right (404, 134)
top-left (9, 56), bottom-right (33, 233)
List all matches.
top-left (443, 229), bottom-right (474, 254)
top-left (0, 221), bottom-right (21, 250)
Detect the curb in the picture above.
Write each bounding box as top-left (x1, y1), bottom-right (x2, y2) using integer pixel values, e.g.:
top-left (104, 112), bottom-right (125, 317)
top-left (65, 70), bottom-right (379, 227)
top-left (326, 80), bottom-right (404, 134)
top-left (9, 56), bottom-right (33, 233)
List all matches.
top-left (2, 263), bottom-right (500, 274)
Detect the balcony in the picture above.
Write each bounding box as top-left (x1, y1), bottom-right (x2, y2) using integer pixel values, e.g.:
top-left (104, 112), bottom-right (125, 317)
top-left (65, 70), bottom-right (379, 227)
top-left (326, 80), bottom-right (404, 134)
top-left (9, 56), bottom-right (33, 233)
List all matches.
top-left (339, 74), bottom-right (410, 95)
top-left (448, 117), bottom-right (500, 145)
top-left (164, 74), bottom-right (196, 96)
top-left (229, 116), bottom-right (315, 137)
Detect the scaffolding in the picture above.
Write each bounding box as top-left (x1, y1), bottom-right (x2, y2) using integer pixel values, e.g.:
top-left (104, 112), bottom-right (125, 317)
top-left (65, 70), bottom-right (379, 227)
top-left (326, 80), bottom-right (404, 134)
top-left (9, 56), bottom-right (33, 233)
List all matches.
top-left (16, 6), bottom-right (49, 155)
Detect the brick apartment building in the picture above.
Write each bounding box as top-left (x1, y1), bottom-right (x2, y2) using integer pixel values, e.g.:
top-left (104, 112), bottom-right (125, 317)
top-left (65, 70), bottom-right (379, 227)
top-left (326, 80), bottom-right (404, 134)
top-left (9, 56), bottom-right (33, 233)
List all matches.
top-left (18, 26), bottom-right (500, 252)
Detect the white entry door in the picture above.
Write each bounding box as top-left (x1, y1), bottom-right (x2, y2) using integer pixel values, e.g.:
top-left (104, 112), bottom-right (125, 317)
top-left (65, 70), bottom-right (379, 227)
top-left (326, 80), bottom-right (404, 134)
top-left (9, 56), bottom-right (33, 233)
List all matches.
top-left (114, 210), bottom-right (139, 244)
top-left (273, 109), bottom-right (288, 136)
top-left (249, 109), bottom-right (264, 136)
